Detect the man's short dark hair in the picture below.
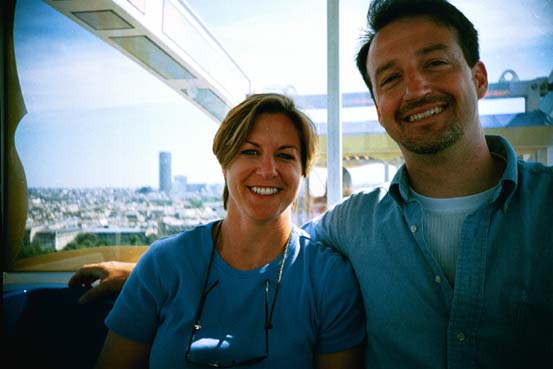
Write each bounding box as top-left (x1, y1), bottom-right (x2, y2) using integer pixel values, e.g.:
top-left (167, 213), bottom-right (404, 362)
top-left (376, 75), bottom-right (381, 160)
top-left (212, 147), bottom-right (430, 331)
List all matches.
top-left (355, 0), bottom-right (480, 98)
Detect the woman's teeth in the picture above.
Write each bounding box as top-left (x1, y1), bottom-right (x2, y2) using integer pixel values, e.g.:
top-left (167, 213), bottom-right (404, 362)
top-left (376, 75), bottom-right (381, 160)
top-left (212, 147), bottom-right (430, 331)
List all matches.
top-left (251, 187), bottom-right (279, 195)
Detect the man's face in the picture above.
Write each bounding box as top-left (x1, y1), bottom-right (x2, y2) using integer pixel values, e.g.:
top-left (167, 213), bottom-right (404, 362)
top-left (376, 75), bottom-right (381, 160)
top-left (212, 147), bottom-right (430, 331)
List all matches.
top-left (366, 16), bottom-right (488, 155)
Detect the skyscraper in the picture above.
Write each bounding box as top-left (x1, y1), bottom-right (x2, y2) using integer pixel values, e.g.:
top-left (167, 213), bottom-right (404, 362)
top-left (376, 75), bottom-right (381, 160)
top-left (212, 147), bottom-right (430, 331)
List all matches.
top-left (159, 151), bottom-right (172, 193)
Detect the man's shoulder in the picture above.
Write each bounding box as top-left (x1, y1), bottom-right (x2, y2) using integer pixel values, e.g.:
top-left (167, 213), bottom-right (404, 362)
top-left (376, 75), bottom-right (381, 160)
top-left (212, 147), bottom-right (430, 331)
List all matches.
top-left (295, 227), bottom-right (350, 265)
top-left (303, 183), bottom-right (395, 234)
top-left (518, 159), bottom-right (553, 176)
top-left (508, 160), bottom-right (553, 207)
top-left (516, 160), bottom-right (553, 192)
top-left (336, 183), bottom-right (394, 213)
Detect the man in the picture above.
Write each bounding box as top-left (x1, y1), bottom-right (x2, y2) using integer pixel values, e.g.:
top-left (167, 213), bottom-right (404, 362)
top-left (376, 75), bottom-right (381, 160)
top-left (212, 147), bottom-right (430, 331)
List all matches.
top-left (71, 1), bottom-right (553, 368)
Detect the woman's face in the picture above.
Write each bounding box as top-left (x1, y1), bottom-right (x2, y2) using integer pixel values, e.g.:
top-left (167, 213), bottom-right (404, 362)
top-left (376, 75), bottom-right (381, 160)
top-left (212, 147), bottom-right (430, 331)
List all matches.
top-left (224, 112), bottom-right (303, 224)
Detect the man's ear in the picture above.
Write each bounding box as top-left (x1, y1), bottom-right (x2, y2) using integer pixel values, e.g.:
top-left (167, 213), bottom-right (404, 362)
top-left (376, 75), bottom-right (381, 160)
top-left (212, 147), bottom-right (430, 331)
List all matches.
top-left (472, 61), bottom-right (488, 99)
top-left (375, 103), bottom-right (383, 126)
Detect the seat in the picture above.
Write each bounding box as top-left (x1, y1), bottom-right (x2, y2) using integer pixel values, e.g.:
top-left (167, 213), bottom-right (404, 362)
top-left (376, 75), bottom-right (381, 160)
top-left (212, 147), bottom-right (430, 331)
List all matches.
top-left (3, 286), bottom-right (114, 369)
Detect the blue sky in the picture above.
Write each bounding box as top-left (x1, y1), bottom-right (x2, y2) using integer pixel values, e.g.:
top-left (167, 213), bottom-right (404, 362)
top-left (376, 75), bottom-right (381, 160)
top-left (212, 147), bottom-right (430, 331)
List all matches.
top-left (14, 0), bottom-right (553, 188)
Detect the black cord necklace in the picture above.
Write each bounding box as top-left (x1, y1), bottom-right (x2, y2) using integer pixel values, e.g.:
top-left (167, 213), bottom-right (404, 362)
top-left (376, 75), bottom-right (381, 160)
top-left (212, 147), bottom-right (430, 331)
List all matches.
top-left (203, 220), bottom-right (290, 330)
top-left (186, 221), bottom-right (291, 366)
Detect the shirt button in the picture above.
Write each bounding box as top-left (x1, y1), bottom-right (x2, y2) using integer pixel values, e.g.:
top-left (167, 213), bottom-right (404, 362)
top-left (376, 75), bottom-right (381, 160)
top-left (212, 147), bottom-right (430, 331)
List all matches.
top-left (435, 275), bottom-right (442, 284)
top-left (456, 332), bottom-right (465, 342)
top-left (410, 224), bottom-right (418, 233)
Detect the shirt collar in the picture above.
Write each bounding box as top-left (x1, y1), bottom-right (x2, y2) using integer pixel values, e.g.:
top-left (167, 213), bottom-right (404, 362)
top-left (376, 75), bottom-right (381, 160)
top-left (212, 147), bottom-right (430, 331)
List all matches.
top-left (388, 135), bottom-right (518, 211)
top-left (389, 165), bottom-right (410, 205)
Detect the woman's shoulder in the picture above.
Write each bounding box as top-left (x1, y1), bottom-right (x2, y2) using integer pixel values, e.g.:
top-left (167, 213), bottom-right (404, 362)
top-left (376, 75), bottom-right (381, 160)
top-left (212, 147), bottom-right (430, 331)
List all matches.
top-left (145, 221), bottom-right (217, 257)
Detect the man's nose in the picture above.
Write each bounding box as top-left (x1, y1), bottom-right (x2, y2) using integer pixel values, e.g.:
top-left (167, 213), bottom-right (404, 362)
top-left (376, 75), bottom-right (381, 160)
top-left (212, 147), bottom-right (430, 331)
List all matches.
top-left (404, 70), bottom-right (431, 101)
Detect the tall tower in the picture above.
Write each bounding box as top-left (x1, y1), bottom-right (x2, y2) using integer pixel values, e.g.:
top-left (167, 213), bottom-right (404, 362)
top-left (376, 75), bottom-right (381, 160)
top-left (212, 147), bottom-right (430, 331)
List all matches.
top-left (159, 151), bottom-right (172, 193)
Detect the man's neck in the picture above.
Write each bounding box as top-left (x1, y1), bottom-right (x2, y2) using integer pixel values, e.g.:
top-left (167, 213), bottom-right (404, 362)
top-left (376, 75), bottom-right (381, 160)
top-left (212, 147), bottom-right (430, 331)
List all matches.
top-left (403, 137), bottom-right (505, 198)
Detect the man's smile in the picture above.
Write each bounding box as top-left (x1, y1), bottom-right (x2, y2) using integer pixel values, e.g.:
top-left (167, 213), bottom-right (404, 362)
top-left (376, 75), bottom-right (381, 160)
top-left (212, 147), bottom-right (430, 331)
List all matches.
top-left (407, 106), bottom-right (445, 122)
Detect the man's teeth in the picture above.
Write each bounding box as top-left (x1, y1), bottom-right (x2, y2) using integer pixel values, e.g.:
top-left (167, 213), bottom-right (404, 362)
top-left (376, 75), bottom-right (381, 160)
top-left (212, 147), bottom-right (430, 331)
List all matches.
top-left (408, 107), bottom-right (444, 122)
top-left (251, 187), bottom-right (279, 195)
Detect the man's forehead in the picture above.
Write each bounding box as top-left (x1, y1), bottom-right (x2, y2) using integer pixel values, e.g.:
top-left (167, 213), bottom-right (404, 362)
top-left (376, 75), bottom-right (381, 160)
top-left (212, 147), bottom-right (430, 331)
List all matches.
top-left (367, 17), bottom-right (458, 71)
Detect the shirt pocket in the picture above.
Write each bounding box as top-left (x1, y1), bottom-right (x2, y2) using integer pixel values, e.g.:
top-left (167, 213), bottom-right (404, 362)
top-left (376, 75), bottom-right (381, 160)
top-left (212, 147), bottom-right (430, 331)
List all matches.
top-left (506, 288), bottom-right (552, 366)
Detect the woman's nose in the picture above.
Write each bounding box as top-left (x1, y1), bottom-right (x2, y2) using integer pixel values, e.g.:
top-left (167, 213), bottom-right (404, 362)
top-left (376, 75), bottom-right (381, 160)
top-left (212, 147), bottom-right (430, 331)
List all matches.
top-left (257, 155), bottom-right (277, 178)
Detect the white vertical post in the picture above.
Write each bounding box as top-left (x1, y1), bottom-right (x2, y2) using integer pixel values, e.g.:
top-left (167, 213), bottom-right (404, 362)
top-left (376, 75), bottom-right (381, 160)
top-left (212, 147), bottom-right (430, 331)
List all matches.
top-left (327, 0), bottom-right (342, 207)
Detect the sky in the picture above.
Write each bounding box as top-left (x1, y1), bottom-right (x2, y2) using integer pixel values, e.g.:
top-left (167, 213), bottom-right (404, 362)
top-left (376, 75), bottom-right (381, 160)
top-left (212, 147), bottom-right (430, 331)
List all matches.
top-left (14, 0), bottom-right (553, 188)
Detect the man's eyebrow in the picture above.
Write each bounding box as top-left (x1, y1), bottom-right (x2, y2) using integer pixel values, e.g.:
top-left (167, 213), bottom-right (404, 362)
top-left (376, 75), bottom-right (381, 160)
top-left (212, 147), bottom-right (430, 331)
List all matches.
top-left (416, 43), bottom-right (449, 57)
top-left (374, 60), bottom-right (397, 82)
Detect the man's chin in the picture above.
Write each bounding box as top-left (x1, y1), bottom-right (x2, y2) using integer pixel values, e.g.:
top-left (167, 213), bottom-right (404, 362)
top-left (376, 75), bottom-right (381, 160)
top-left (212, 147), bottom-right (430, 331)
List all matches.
top-left (402, 133), bottom-right (461, 155)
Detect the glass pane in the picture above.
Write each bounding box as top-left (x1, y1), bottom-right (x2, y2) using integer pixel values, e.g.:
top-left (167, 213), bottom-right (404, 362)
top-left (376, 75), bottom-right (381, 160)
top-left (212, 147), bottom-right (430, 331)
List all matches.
top-left (14, 0), bottom-right (226, 270)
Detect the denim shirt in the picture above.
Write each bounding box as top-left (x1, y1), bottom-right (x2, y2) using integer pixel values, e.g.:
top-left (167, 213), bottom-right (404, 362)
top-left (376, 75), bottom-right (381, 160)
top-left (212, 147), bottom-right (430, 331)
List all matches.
top-left (305, 136), bottom-right (553, 369)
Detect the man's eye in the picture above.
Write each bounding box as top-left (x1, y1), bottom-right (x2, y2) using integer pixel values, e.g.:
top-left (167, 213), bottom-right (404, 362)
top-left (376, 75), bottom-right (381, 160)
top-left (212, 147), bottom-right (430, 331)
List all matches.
top-left (428, 59), bottom-right (448, 67)
top-left (380, 74), bottom-right (399, 87)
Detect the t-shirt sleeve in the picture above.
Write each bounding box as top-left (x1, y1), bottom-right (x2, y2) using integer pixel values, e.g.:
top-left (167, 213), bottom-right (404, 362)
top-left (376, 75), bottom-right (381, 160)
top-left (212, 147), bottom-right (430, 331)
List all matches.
top-left (315, 252), bottom-right (366, 353)
top-left (104, 244), bottom-right (165, 343)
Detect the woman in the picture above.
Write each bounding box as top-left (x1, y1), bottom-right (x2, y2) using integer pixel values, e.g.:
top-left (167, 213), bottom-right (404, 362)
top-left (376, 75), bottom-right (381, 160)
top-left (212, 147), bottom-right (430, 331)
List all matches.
top-left (93, 93), bottom-right (365, 368)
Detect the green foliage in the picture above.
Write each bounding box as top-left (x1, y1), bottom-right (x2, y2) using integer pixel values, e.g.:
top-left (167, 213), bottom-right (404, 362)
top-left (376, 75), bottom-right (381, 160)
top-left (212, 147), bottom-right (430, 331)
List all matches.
top-left (63, 242), bottom-right (86, 250)
top-left (79, 233), bottom-right (100, 246)
top-left (129, 234), bottom-right (141, 245)
top-left (17, 243), bottom-right (56, 259)
top-left (146, 234), bottom-right (161, 244)
top-left (188, 198), bottom-right (204, 208)
top-left (65, 232), bottom-right (147, 248)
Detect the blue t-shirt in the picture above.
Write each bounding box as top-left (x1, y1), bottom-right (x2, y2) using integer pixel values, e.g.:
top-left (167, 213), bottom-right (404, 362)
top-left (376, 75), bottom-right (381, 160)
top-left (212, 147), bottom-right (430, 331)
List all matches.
top-left (305, 135), bottom-right (553, 369)
top-left (105, 223), bottom-right (366, 369)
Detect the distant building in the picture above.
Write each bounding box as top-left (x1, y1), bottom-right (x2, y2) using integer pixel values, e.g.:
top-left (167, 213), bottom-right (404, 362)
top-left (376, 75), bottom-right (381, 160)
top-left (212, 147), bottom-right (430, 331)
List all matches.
top-left (173, 175), bottom-right (188, 195)
top-left (32, 228), bottom-right (80, 251)
top-left (159, 151), bottom-right (172, 193)
top-left (24, 225), bottom-right (46, 246)
top-left (87, 227), bottom-right (147, 245)
top-left (186, 183), bottom-right (209, 194)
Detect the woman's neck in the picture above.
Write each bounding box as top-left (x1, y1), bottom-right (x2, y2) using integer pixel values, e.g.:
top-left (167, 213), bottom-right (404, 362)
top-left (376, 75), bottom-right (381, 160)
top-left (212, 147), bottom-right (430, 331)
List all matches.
top-left (215, 217), bottom-right (292, 271)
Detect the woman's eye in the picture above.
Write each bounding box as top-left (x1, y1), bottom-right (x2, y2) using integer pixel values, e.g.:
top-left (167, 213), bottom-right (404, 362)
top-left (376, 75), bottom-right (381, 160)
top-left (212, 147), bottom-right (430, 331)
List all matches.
top-left (241, 149), bottom-right (258, 156)
top-left (278, 153), bottom-right (295, 160)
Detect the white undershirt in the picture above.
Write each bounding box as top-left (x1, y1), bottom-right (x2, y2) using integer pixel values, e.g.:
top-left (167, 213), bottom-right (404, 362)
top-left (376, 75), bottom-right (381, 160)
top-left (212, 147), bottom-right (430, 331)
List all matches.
top-left (410, 186), bottom-right (496, 285)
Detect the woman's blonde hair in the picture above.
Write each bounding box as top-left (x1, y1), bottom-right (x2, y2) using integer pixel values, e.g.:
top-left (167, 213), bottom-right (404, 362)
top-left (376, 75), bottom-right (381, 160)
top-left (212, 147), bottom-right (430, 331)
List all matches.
top-left (212, 93), bottom-right (317, 209)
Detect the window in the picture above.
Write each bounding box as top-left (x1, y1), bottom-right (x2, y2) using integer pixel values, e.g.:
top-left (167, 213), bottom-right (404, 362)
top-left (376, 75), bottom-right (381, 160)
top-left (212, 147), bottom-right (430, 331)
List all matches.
top-left (5, 0), bottom-right (553, 272)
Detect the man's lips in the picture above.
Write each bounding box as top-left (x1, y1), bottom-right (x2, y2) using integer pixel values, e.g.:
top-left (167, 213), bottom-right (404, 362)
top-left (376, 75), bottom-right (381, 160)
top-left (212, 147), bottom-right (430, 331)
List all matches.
top-left (407, 106), bottom-right (445, 122)
top-left (396, 95), bottom-right (454, 122)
